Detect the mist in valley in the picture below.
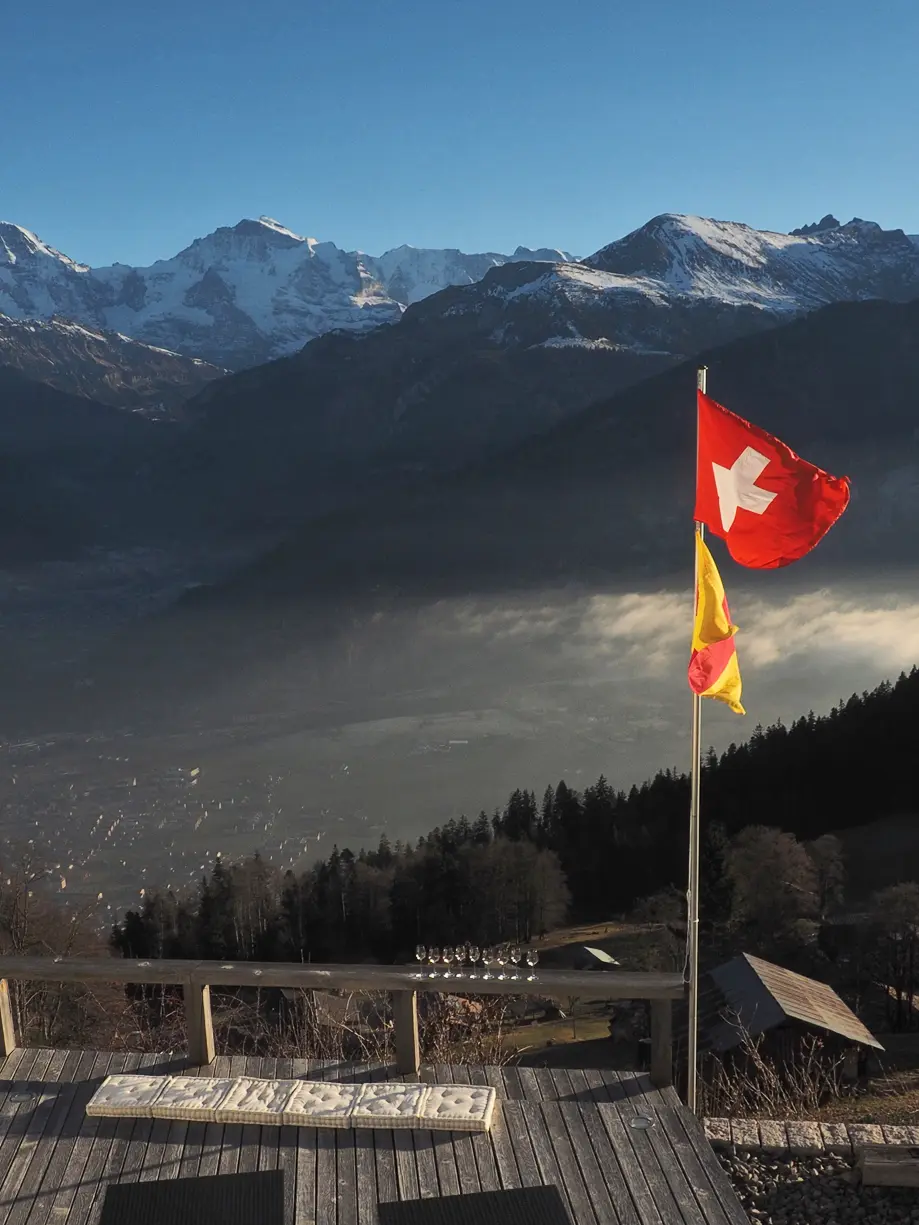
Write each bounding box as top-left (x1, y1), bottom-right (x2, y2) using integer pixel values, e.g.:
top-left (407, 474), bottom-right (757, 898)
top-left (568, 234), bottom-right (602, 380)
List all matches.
top-left (2, 557), bottom-right (917, 918)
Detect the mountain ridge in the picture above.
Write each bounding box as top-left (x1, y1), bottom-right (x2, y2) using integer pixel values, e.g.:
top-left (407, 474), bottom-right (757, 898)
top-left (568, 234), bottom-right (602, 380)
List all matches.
top-left (0, 216), bottom-right (574, 368)
top-left (162, 212), bottom-right (919, 535)
top-left (0, 313), bottom-right (224, 413)
top-left (4, 211), bottom-right (917, 371)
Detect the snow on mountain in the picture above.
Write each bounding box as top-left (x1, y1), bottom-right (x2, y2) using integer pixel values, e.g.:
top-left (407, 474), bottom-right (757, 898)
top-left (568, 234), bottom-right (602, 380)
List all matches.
top-left (584, 213), bottom-right (919, 313)
top-left (2, 209), bottom-right (915, 373)
top-left (0, 313), bottom-right (224, 413)
top-left (0, 217), bottom-right (572, 369)
top-left (364, 243), bottom-right (575, 305)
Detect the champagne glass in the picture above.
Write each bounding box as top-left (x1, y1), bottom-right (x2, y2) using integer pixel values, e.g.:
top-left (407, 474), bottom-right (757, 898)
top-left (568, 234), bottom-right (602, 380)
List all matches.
top-left (453, 945), bottom-right (467, 979)
top-left (442, 946), bottom-right (454, 978)
top-left (482, 947), bottom-right (494, 980)
top-left (526, 948), bottom-right (539, 980)
top-left (468, 945), bottom-right (480, 979)
top-left (495, 944), bottom-right (507, 981)
top-left (510, 944), bottom-right (522, 980)
top-left (415, 944), bottom-right (426, 978)
top-left (428, 946), bottom-right (441, 978)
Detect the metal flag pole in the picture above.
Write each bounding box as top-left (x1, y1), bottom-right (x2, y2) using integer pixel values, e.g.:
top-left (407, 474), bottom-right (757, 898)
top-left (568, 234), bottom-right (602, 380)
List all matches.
top-left (686, 364), bottom-right (706, 1114)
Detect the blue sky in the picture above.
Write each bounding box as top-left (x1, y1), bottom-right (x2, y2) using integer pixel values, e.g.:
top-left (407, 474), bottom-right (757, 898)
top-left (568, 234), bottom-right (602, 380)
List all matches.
top-left (5, 0), bottom-right (918, 266)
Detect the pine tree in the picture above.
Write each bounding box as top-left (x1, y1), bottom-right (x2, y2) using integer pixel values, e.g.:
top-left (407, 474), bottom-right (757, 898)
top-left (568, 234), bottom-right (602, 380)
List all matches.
top-left (699, 821), bottom-right (734, 929)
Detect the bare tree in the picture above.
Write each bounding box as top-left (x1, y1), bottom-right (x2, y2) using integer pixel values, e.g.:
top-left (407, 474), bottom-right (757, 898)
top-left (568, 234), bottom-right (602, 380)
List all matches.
top-left (869, 882), bottom-right (919, 1031)
top-left (806, 834), bottom-right (846, 920)
top-left (728, 826), bottom-right (818, 944)
top-left (0, 843), bottom-right (123, 1047)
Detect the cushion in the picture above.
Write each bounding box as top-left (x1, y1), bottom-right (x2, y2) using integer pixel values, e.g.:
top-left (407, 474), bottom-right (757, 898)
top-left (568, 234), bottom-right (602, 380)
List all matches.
top-left (417, 1084), bottom-right (497, 1132)
top-left (212, 1077), bottom-right (298, 1125)
top-left (150, 1076), bottom-right (236, 1122)
top-left (86, 1073), bottom-right (169, 1119)
top-left (279, 1079), bottom-right (360, 1128)
top-left (351, 1081), bottom-right (430, 1129)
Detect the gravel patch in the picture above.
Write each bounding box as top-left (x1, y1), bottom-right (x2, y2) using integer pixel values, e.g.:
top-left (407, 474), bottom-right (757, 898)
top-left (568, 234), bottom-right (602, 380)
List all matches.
top-left (720, 1150), bottom-right (919, 1224)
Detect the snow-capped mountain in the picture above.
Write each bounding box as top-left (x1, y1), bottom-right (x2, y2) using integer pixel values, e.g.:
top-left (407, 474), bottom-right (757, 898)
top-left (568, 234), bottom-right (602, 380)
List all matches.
top-left (585, 213), bottom-right (919, 312)
top-left (4, 208), bottom-right (914, 375)
top-left (0, 217), bottom-right (571, 369)
top-left (174, 210), bottom-right (919, 532)
top-left (0, 314), bottom-right (224, 413)
top-left (365, 243), bottom-right (572, 305)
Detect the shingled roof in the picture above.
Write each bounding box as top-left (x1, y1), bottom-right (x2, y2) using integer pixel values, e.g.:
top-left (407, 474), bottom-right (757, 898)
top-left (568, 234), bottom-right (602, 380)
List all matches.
top-left (679, 952), bottom-right (883, 1052)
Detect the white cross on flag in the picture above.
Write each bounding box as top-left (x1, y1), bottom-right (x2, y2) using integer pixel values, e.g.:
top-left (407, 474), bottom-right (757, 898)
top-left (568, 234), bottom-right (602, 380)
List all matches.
top-left (695, 392), bottom-right (850, 569)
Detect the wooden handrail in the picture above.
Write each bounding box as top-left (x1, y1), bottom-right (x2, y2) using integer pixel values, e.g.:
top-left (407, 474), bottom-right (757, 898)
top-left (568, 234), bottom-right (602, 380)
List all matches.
top-left (0, 957), bottom-right (683, 1088)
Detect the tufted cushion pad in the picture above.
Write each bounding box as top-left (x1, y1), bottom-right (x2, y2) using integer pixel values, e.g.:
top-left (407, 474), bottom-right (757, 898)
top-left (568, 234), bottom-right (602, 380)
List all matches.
top-left (151, 1076), bottom-right (236, 1121)
top-left (213, 1077), bottom-right (297, 1125)
top-left (86, 1074), bottom-right (169, 1118)
top-left (417, 1084), bottom-right (497, 1132)
top-left (351, 1081), bottom-right (430, 1129)
top-left (280, 1079), bottom-right (360, 1128)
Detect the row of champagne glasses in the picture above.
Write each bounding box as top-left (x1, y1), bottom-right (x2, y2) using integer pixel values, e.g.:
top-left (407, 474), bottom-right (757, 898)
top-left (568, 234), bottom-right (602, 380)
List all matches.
top-left (413, 943), bottom-right (538, 980)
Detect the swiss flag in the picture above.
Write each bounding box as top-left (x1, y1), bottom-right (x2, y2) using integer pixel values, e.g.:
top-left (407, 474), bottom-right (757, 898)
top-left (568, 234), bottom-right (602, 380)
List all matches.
top-left (695, 391), bottom-right (850, 569)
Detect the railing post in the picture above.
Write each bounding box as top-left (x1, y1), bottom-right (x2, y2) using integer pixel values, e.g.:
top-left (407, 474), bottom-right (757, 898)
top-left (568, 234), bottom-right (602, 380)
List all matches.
top-left (0, 979), bottom-right (16, 1058)
top-left (392, 990), bottom-right (420, 1077)
top-left (649, 999), bottom-right (673, 1089)
top-left (184, 977), bottom-right (215, 1066)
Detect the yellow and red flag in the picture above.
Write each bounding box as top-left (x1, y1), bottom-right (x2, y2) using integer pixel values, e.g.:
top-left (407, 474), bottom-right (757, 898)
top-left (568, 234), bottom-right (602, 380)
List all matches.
top-left (688, 530), bottom-right (744, 715)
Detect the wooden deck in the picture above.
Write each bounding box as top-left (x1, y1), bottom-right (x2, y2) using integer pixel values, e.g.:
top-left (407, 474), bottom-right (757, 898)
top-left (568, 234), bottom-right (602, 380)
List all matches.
top-left (0, 1049), bottom-right (748, 1225)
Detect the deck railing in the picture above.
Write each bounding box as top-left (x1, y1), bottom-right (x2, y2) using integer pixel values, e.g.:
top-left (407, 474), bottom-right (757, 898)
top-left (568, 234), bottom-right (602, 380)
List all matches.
top-left (0, 957), bottom-right (684, 1089)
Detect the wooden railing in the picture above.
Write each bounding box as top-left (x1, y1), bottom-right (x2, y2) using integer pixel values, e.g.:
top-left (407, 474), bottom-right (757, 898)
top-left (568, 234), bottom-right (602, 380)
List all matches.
top-left (0, 957), bottom-right (684, 1089)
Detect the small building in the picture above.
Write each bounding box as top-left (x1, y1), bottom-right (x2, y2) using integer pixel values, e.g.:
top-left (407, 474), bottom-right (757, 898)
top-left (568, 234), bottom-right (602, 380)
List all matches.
top-left (536, 944), bottom-right (621, 971)
top-left (672, 952), bottom-right (883, 1088)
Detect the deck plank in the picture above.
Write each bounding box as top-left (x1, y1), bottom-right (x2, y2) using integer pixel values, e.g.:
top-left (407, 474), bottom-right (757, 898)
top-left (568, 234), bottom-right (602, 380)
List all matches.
top-left (61, 1051), bottom-right (131, 1225)
top-left (16, 1048), bottom-right (99, 1225)
top-left (612, 1080), bottom-right (707, 1225)
top-left (410, 1128), bottom-right (439, 1199)
top-left (557, 1101), bottom-right (618, 1225)
top-left (484, 1101), bottom-right (523, 1194)
top-left (538, 1101), bottom-right (599, 1225)
top-left (575, 1099), bottom-right (643, 1225)
top-left (651, 1106), bottom-right (735, 1225)
top-left (34, 1049), bottom-right (112, 1225)
top-left (79, 1054), bottom-right (137, 1203)
top-left (430, 1129), bottom-right (460, 1199)
top-left (500, 1066), bottom-right (525, 1101)
top-left (0, 1048), bottom-right (58, 1190)
top-left (392, 1128), bottom-right (420, 1203)
top-left (0, 1051), bottom-right (748, 1225)
top-left (0, 1049), bottom-right (28, 1085)
top-left (597, 1099), bottom-right (668, 1225)
top-left (336, 1127), bottom-right (358, 1225)
top-left (0, 1050), bottom-right (75, 1223)
top-left (314, 1125), bottom-right (336, 1225)
top-left (659, 1103), bottom-right (751, 1225)
top-left (291, 1117), bottom-right (316, 1225)
top-left (354, 1128), bottom-right (378, 1225)
top-left (272, 1057), bottom-right (297, 1225)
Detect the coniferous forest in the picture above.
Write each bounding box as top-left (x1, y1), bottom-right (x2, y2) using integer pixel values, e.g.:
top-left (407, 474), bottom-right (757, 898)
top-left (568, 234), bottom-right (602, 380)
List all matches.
top-left (110, 668), bottom-right (919, 968)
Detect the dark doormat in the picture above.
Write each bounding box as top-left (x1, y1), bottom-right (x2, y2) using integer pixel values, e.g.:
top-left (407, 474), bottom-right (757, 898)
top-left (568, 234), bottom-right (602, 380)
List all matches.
top-left (99, 1169), bottom-right (284, 1225)
top-left (378, 1185), bottom-right (572, 1225)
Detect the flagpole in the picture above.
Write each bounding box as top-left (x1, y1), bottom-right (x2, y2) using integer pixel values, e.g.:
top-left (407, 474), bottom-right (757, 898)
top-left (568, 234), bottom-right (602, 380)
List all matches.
top-left (686, 365), bottom-right (706, 1114)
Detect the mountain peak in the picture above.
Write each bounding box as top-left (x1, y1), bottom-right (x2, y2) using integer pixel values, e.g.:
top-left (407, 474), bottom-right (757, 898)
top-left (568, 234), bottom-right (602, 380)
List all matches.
top-left (230, 216), bottom-right (306, 243)
top-left (791, 214), bottom-right (841, 236)
top-left (0, 221), bottom-right (88, 271)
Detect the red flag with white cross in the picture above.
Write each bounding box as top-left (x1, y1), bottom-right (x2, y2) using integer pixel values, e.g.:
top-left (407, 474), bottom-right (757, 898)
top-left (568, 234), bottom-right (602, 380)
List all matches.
top-left (694, 391), bottom-right (850, 569)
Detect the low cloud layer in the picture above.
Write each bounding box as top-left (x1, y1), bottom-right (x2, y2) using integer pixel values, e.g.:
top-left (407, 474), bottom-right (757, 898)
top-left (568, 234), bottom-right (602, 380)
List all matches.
top-left (439, 583), bottom-right (919, 687)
